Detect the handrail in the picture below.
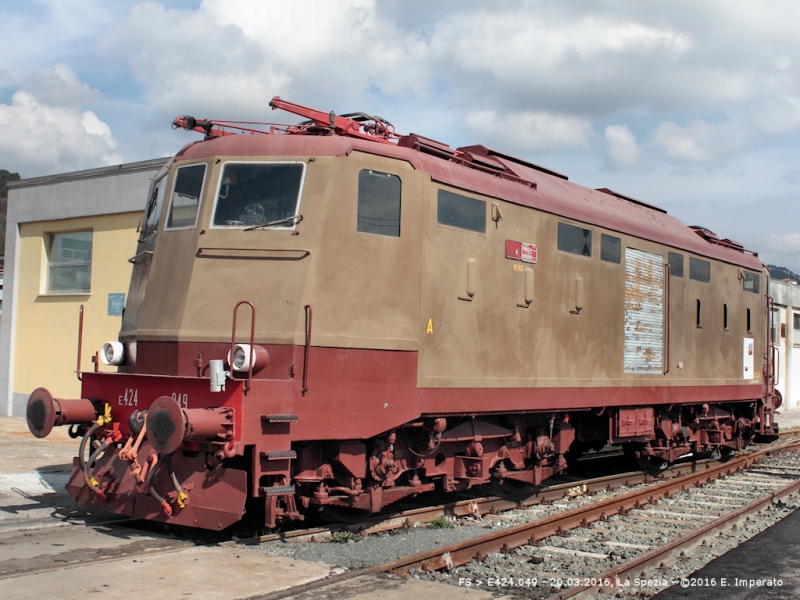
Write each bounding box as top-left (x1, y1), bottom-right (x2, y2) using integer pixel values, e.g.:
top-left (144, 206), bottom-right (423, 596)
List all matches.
top-left (76, 305), bottom-right (84, 381)
top-left (302, 305), bottom-right (312, 396)
top-left (230, 301), bottom-right (256, 395)
top-left (773, 344), bottom-right (781, 386)
top-left (127, 250), bottom-right (154, 264)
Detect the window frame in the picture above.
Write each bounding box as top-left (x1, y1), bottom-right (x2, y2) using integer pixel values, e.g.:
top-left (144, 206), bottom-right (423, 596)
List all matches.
top-left (140, 172), bottom-right (168, 240)
top-left (357, 168), bottom-right (402, 237)
top-left (668, 252), bottom-right (684, 277)
top-left (45, 229), bottom-right (93, 295)
top-left (742, 271), bottom-right (760, 294)
top-left (208, 160), bottom-right (307, 231)
top-left (689, 257), bottom-right (711, 283)
top-left (600, 233), bottom-right (621, 264)
top-left (557, 221), bottom-right (593, 258)
top-left (164, 162), bottom-right (209, 232)
top-left (436, 188), bottom-right (487, 234)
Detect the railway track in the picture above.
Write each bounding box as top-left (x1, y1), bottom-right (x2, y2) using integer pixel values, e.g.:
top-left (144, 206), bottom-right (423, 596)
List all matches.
top-left (252, 438), bottom-right (800, 599)
top-left (5, 437), bottom-right (798, 597)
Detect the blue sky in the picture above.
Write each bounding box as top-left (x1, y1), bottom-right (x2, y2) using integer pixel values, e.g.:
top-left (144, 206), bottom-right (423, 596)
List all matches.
top-left (2, 0), bottom-right (800, 272)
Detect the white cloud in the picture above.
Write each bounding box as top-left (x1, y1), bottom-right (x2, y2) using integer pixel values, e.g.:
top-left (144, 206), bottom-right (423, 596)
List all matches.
top-left (758, 232), bottom-right (800, 274)
top-left (22, 63), bottom-right (102, 109)
top-left (604, 125), bottom-right (639, 169)
top-left (466, 110), bottom-right (592, 152)
top-left (0, 91), bottom-right (122, 177)
top-left (104, 0), bottom-right (429, 121)
top-left (653, 119), bottom-right (746, 163)
top-left (758, 96), bottom-right (800, 134)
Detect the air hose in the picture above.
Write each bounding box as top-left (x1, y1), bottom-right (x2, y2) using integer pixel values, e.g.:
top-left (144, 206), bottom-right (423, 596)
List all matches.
top-left (147, 454), bottom-right (187, 515)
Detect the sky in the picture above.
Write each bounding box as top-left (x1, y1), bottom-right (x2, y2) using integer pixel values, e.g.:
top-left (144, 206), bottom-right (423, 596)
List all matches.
top-left (1, 0), bottom-right (799, 272)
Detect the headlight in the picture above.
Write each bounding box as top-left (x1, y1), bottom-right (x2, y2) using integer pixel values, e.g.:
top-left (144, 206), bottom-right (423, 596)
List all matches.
top-left (101, 341), bottom-right (124, 366)
top-left (233, 346), bottom-right (247, 370)
top-left (227, 344), bottom-right (269, 373)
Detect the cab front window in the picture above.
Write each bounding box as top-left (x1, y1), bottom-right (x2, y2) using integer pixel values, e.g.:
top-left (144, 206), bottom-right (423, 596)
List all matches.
top-left (212, 162), bottom-right (305, 228)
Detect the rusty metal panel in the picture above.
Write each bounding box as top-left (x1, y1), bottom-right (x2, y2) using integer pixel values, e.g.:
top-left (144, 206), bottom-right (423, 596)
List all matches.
top-left (624, 248), bottom-right (664, 374)
top-left (617, 407), bottom-right (655, 437)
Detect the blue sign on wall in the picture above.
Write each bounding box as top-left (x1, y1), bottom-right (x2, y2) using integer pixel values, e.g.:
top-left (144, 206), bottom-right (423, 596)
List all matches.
top-left (108, 293), bottom-right (125, 316)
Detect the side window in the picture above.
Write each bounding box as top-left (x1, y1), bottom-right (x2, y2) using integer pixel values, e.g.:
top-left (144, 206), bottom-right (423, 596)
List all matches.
top-left (600, 234), bottom-right (621, 263)
top-left (166, 164), bottom-right (206, 229)
top-left (437, 190), bottom-right (486, 233)
top-left (212, 162), bottom-right (305, 228)
top-left (689, 257), bottom-right (710, 283)
top-left (357, 169), bottom-right (401, 236)
top-left (558, 222), bottom-right (592, 257)
top-left (743, 272), bottom-right (760, 294)
top-left (47, 231), bottom-right (92, 293)
top-left (141, 174), bottom-right (167, 239)
top-left (668, 252), bottom-right (684, 277)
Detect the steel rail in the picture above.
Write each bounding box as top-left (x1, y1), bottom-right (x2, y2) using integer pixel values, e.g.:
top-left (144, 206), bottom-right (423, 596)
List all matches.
top-left (253, 441), bottom-right (799, 600)
top-left (375, 439), bottom-right (800, 574)
top-left (229, 446), bottom-right (785, 546)
top-left (227, 460), bottom-right (715, 547)
top-left (548, 464), bottom-right (800, 598)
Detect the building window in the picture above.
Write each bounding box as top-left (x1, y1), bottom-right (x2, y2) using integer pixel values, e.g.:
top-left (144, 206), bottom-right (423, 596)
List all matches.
top-left (47, 231), bottom-right (92, 293)
top-left (600, 234), bottom-right (621, 263)
top-left (689, 257), bottom-right (710, 283)
top-left (358, 169), bottom-right (401, 236)
top-left (166, 163), bottom-right (206, 229)
top-left (558, 222), bottom-right (592, 257)
top-left (743, 272), bottom-right (760, 294)
top-left (794, 313), bottom-right (800, 331)
top-left (437, 189), bottom-right (486, 233)
top-left (668, 252), bottom-right (683, 277)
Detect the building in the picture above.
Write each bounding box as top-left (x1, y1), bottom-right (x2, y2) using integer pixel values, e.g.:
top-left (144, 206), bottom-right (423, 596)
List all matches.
top-left (770, 278), bottom-right (800, 411)
top-left (0, 159), bottom-right (165, 418)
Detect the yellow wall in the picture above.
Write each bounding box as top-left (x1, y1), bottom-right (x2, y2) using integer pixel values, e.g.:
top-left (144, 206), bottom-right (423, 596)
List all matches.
top-left (14, 212), bottom-right (142, 399)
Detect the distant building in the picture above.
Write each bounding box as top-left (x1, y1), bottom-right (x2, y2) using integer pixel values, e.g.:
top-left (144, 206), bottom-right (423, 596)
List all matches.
top-left (0, 159), bottom-right (165, 418)
top-left (770, 279), bottom-right (800, 411)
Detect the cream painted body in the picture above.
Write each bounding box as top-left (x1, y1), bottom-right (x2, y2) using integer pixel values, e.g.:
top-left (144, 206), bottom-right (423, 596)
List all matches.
top-left (128, 151), bottom-right (764, 393)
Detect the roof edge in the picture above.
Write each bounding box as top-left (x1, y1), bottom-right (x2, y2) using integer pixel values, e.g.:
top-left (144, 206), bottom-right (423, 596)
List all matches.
top-left (7, 158), bottom-right (169, 190)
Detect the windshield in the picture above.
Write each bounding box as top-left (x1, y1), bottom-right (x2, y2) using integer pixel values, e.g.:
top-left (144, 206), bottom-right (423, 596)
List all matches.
top-left (212, 162), bottom-right (305, 228)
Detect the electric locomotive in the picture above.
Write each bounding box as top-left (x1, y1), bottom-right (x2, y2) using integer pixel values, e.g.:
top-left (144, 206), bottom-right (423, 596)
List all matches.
top-left (25, 98), bottom-right (780, 530)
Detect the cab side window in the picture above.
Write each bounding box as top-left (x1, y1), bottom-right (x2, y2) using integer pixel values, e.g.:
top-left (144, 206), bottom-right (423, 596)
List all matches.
top-left (166, 164), bottom-right (206, 229)
top-left (558, 222), bottom-right (592, 257)
top-left (357, 170), bottom-right (401, 237)
top-left (437, 190), bottom-right (486, 233)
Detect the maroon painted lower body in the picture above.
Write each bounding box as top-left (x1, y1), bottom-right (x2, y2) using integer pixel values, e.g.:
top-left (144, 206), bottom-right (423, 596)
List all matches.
top-left (67, 442), bottom-right (247, 530)
top-left (40, 344), bottom-right (776, 530)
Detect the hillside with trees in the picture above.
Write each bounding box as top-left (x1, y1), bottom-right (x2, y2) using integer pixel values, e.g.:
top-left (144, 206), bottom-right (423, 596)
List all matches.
top-left (768, 264), bottom-right (800, 283)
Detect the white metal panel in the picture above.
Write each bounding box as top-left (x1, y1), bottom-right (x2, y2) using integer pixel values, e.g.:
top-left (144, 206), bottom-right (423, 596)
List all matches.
top-left (624, 248), bottom-right (664, 374)
top-left (791, 346), bottom-right (800, 409)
